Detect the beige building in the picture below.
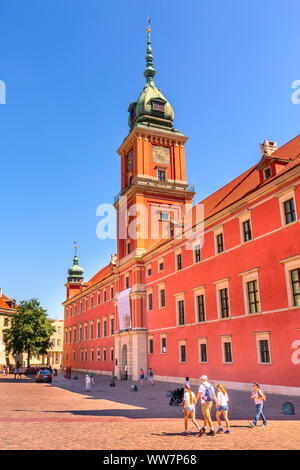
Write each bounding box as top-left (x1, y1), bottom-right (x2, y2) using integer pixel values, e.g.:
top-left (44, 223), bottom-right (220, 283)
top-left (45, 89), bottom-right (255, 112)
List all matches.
top-left (0, 289), bottom-right (21, 367)
top-left (30, 319), bottom-right (64, 367)
top-left (47, 319), bottom-right (64, 367)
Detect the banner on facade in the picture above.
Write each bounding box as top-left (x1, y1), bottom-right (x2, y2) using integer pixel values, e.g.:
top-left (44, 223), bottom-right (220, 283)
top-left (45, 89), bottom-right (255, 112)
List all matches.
top-left (117, 288), bottom-right (132, 330)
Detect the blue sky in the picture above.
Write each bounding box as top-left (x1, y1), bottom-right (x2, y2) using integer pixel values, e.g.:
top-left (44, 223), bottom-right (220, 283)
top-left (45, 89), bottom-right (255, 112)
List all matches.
top-left (1, 0), bottom-right (299, 318)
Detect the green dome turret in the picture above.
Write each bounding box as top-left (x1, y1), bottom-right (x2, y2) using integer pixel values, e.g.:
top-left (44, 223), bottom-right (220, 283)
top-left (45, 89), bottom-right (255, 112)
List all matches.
top-left (128, 21), bottom-right (175, 131)
top-left (67, 245), bottom-right (84, 283)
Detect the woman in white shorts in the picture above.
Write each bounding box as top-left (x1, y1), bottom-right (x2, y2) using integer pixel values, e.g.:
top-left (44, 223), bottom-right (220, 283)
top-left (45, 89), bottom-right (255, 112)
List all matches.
top-left (182, 384), bottom-right (201, 436)
top-left (216, 384), bottom-right (231, 433)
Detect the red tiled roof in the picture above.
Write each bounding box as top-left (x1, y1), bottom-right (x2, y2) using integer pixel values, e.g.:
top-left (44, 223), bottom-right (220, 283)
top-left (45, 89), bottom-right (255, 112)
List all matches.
top-left (0, 293), bottom-right (18, 310)
top-left (271, 134), bottom-right (300, 160)
top-left (87, 264), bottom-right (112, 287)
top-left (197, 134), bottom-right (300, 221)
top-left (144, 134), bottom-right (300, 258)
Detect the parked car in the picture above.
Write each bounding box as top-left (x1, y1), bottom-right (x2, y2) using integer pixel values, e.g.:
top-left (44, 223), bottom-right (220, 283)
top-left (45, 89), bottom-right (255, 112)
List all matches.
top-left (35, 369), bottom-right (52, 383)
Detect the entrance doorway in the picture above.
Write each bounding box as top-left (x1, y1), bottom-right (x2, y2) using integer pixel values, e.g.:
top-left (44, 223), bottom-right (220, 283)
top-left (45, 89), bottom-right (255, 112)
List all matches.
top-left (121, 344), bottom-right (128, 380)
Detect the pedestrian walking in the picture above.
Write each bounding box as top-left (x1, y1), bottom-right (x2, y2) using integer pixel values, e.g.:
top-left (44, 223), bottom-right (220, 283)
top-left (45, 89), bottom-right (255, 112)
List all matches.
top-left (216, 384), bottom-right (231, 433)
top-left (182, 384), bottom-right (201, 436)
top-left (89, 371), bottom-right (95, 384)
top-left (196, 374), bottom-right (217, 436)
top-left (85, 374), bottom-right (92, 392)
top-left (17, 367), bottom-right (22, 379)
top-left (139, 368), bottom-right (145, 385)
top-left (249, 383), bottom-right (267, 427)
top-left (14, 367), bottom-right (17, 379)
top-left (184, 376), bottom-right (190, 387)
top-left (148, 368), bottom-right (154, 385)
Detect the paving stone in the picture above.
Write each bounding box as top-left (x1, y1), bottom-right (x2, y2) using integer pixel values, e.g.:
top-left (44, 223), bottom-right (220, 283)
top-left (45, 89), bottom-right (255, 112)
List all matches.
top-left (0, 372), bottom-right (299, 450)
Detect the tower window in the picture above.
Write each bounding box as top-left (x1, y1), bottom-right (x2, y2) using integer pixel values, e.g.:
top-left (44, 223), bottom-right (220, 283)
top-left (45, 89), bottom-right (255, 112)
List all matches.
top-left (159, 212), bottom-right (169, 221)
top-left (158, 170), bottom-right (166, 181)
top-left (152, 101), bottom-right (165, 112)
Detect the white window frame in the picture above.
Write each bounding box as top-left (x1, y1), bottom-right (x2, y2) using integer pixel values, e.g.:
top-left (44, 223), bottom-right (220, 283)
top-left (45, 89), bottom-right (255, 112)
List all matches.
top-left (148, 335), bottom-right (154, 355)
top-left (157, 257), bottom-right (164, 272)
top-left (280, 254), bottom-right (300, 308)
top-left (160, 334), bottom-right (167, 354)
top-left (213, 278), bottom-right (231, 319)
top-left (220, 335), bottom-right (233, 364)
top-left (178, 340), bottom-right (187, 363)
top-left (239, 268), bottom-right (261, 315)
top-left (174, 292), bottom-right (185, 326)
top-left (147, 288), bottom-right (153, 311)
top-left (213, 225), bottom-right (225, 255)
top-left (239, 210), bottom-right (253, 244)
top-left (175, 248), bottom-right (182, 271)
top-left (192, 286), bottom-right (206, 323)
top-left (146, 264), bottom-right (152, 277)
top-left (109, 314), bottom-right (114, 336)
top-left (198, 337), bottom-right (208, 363)
top-left (193, 241), bottom-right (202, 264)
top-left (263, 166), bottom-right (272, 180)
top-left (277, 188), bottom-right (298, 227)
top-left (254, 332), bottom-right (272, 365)
top-left (158, 282), bottom-right (166, 309)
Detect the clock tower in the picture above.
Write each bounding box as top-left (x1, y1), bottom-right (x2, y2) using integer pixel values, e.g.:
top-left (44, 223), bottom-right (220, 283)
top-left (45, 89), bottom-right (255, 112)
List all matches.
top-left (113, 24), bottom-right (194, 381)
top-left (115, 23), bottom-right (194, 261)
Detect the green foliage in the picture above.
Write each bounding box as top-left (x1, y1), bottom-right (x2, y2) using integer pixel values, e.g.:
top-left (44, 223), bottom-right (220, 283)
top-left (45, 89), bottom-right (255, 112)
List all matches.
top-left (3, 298), bottom-right (55, 366)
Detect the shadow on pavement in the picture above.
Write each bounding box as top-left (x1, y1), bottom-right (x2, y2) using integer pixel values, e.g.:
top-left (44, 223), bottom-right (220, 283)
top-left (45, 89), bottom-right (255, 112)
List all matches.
top-left (6, 371), bottom-right (298, 422)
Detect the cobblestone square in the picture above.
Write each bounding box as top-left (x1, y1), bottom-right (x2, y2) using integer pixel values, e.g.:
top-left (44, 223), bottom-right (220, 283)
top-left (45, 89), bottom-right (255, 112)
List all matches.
top-left (0, 371), bottom-right (300, 451)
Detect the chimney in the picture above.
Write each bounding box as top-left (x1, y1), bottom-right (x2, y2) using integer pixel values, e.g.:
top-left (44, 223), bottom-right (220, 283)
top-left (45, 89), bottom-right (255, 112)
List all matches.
top-left (260, 139), bottom-right (278, 158)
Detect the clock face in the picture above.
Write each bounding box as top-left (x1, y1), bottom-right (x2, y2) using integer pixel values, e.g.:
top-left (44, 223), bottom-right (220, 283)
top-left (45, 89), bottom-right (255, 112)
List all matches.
top-left (152, 145), bottom-right (170, 165)
top-left (127, 150), bottom-right (133, 171)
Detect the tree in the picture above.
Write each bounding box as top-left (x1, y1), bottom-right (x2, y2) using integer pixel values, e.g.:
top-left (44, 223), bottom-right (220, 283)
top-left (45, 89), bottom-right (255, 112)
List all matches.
top-left (4, 298), bottom-right (55, 368)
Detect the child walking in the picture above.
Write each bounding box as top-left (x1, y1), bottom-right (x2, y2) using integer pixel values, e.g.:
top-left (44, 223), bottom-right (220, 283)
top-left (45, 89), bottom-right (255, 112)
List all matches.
top-left (182, 384), bottom-right (201, 436)
top-left (216, 384), bottom-right (231, 433)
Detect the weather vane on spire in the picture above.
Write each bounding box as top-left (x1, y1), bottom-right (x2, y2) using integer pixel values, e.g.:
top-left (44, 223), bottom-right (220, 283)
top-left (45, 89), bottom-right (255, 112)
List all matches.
top-left (144, 16), bottom-right (155, 83)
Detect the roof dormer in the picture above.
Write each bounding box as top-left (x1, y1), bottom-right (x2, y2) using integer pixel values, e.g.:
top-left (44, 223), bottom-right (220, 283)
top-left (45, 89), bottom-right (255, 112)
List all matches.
top-left (257, 139), bottom-right (289, 183)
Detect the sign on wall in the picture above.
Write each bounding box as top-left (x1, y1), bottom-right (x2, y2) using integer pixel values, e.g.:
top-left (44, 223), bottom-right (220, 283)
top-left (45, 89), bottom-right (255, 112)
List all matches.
top-left (118, 288), bottom-right (132, 330)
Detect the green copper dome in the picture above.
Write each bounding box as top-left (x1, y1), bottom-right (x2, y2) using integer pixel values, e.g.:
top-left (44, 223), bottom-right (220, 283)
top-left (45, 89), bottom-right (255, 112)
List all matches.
top-left (67, 245), bottom-right (84, 283)
top-left (128, 25), bottom-right (175, 130)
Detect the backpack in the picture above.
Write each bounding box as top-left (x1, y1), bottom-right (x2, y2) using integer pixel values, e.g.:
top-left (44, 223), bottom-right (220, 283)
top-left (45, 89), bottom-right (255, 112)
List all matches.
top-left (203, 384), bottom-right (214, 402)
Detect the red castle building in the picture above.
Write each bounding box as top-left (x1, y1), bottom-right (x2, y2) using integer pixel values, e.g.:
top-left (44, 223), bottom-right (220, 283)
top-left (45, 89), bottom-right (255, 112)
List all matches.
top-left (63, 27), bottom-right (300, 394)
